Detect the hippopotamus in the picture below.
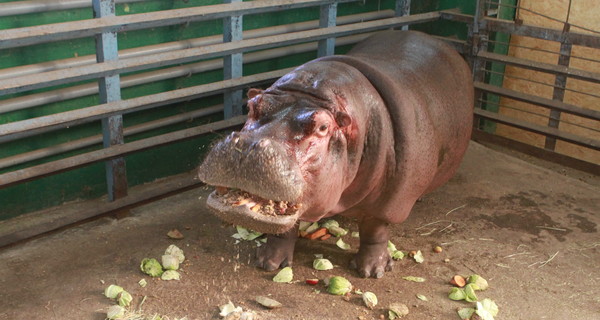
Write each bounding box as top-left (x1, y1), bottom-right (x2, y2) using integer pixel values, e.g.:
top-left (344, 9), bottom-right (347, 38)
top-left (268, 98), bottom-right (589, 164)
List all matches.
top-left (198, 30), bottom-right (473, 278)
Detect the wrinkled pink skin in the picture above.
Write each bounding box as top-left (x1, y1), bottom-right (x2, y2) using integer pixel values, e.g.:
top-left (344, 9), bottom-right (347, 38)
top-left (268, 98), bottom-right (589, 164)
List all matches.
top-left (206, 31), bottom-right (473, 278)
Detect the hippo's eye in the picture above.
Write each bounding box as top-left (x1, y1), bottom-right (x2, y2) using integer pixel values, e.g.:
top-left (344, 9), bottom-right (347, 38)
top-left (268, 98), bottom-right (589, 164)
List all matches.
top-left (315, 123), bottom-right (329, 137)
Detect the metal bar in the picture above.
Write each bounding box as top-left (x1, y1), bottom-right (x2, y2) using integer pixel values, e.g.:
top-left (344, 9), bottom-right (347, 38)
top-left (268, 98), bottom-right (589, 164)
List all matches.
top-left (94, 0), bottom-right (128, 201)
top-left (0, 11), bottom-right (442, 96)
top-left (484, 17), bottom-right (600, 49)
top-left (473, 82), bottom-right (600, 121)
top-left (439, 9), bottom-right (474, 24)
top-left (0, 33), bottom-right (373, 115)
top-left (317, 3), bottom-right (337, 57)
top-left (0, 115), bottom-right (247, 189)
top-left (395, 0), bottom-right (411, 31)
top-left (472, 129), bottom-right (600, 176)
top-left (478, 51), bottom-right (600, 84)
top-left (0, 69), bottom-right (292, 144)
top-left (0, 171), bottom-right (203, 247)
top-left (0, 0), bottom-right (359, 49)
top-left (0, 0), bottom-right (147, 17)
top-left (0, 10), bottom-right (393, 82)
top-left (0, 105), bottom-right (225, 170)
top-left (223, 0), bottom-right (244, 119)
top-left (473, 108), bottom-right (600, 151)
top-left (544, 40), bottom-right (572, 151)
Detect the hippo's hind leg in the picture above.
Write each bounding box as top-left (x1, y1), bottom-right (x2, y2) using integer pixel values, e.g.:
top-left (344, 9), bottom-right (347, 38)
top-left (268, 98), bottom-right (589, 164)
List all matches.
top-left (350, 216), bottom-right (393, 278)
top-left (256, 224), bottom-right (299, 271)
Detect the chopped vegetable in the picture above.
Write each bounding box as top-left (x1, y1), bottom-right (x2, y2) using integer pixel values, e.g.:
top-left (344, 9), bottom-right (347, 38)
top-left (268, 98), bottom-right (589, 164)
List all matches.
top-left (164, 244), bottom-right (185, 263)
top-left (219, 301), bottom-right (242, 317)
top-left (412, 250), bottom-right (424, 263)
top-left (416, 294), bottom-right (428, 301)
top-left (255, 296), bottom-right (282, 309)
top-left (467, 274), bottom-right (489, 291)
top-left (457, 307), bottom-right (475, 319)
top-left (362, 291), bottom-right (378, 309)
top-left (450, 275), bottom-right (466, 287)
top-left (448, 287), bottom-right (467, 301)
top-left (336, 238), bottom-right (351, 250)
top-left (104, 284), bottom-right (124, 299)
top-left (273, 267), bottom-right (293, 283)
top-left (305, 278), bottom-right (319, 285)
top-left (475, 298), bottom-right (499, 320)
top-left (138, 279), bottom-right (147, 288)
top-left (117, 291), bottom-right (133, 307)
top-left (320, 219), bottom-right (339, 229)
top-left (161, 254), bottom-right (179, 271)
top-left (307, 227), bottom-right (328, 240)
top-left (232, 226), bottom-right (263, 241)
top-left (167, 229), bottom-right (184, 239)
top-left (433, 246), bottom-right (443, 253)
top-left (140, 258), bottom-right (163, 277)
top-left (351, 231), bottom-right (360, 238)
top-left (106, 305), bottom-right (125, 319)
top-left (161, 270), bottom-right (180, 281)
top-left (327, 226), bottom-right (348, 237)
top-left (313, 258), bottom-right (334, 271)
top-left (464, 284), bottom-right (478, 302)
top-left (304, 222), bottom-right (320, 234)
top-left (327, 276), bottom-right (352, 295)
top-left (387, 241), bottom-right (404, 260)
top-left (298, 221), bottom-right (312, 232)
top-left (402, 276), bottom-right (426, 282)
top-left (388, 302), bottom-right (409, 319)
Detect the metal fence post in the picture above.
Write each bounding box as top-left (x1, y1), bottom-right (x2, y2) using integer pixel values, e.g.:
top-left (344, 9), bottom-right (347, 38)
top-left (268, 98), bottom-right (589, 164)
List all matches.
top-left (395, 0), bottom-right (411, 31)
top-left (317, 2), bottom-right (337, 57)
top-left (93, 0), bottom-right (128, 201)
top-left (223, 0), bottom-right (244, 119)
top-left (545, 30), bottom-right (572, 150)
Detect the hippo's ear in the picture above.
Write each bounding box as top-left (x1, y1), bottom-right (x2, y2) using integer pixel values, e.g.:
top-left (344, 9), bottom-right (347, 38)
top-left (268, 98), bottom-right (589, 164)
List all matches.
top-left (247, 88), bottom-right (263, 99)
top-left (335, 111), bottom-right (352, 128)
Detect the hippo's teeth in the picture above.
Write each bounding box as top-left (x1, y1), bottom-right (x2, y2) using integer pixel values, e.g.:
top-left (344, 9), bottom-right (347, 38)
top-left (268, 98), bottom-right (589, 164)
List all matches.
top-left (211, 187), bottom-right (301, 217)
top-left (233, 198), bottom-right (251, 206)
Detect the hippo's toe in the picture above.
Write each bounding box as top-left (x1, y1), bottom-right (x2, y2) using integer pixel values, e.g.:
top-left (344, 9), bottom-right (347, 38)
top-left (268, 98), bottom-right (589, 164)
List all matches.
top-left (350, 242), bottom-right (394, 279)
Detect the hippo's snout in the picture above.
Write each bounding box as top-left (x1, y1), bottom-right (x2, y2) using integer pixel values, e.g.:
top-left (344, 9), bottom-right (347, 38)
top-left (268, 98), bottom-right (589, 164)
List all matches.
top-left (198, 132), bottom-right (305, 203)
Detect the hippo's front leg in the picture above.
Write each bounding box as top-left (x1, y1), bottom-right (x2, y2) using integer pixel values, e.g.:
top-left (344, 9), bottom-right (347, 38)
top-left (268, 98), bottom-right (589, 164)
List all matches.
top-left (256, 225), bottom-right (299, 271)
top-left (350, 216), bottom-right (393, 278)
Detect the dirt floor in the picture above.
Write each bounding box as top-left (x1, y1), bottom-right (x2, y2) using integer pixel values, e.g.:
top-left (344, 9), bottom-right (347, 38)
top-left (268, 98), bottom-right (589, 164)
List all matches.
top-left (1, 141), bottom-right (599, 320)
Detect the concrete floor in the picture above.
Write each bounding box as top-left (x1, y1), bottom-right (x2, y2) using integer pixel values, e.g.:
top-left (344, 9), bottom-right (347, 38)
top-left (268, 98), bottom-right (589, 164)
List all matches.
top-left (0, 142), bottom-right (598, 319)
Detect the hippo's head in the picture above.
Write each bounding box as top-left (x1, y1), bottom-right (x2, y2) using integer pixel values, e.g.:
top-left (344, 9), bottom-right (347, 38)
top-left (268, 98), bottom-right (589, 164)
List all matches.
top-left (198, 63), bottom-right (361, 234)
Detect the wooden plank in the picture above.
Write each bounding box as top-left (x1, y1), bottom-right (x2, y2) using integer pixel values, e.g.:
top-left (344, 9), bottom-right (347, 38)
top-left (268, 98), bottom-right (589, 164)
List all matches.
top-left (474, 108), bottom-right (600, 151)
top-left (474, 81), bottom-right (600, 120)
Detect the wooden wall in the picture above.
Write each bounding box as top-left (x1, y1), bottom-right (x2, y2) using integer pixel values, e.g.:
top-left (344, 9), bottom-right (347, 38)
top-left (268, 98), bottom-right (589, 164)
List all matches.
top-left (495, 0), bottom-right (600, 164)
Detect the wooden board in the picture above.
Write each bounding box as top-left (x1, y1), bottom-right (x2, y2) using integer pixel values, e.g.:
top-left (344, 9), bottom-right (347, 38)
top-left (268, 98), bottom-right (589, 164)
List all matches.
top-left (496, 0), bottom-right (600, 164)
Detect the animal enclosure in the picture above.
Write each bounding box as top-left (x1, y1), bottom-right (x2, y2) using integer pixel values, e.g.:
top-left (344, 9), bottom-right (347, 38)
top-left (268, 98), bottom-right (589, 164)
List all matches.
top-left (0, 0), bottom-right (598, 246)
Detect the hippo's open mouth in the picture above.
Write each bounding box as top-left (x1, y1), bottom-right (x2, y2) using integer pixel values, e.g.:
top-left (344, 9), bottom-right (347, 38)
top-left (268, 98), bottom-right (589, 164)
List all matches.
top-left (205, 186), bottom-right (303, 234)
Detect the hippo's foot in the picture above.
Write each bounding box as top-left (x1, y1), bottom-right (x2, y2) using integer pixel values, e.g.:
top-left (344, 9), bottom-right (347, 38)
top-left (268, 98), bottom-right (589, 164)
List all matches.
top-left (256, 226), bottom-right (298, 271)
top-left (350, 216), bottom-right (393, 278)
top-left (350, 242), bottom-right (393, 278)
